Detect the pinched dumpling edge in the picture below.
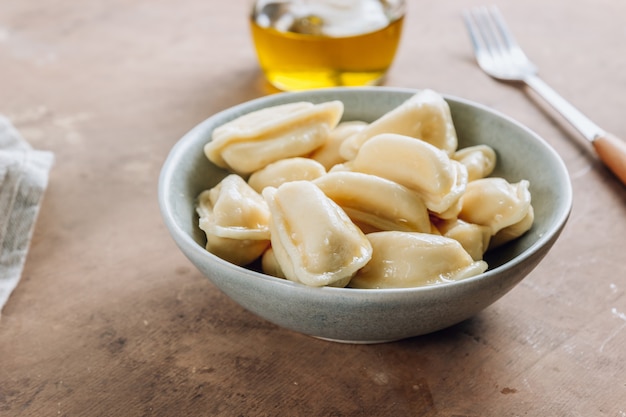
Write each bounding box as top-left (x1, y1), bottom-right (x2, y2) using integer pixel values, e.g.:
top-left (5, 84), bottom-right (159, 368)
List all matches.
top-left (204, 101), bottom-right (344, 175)
top-left (349, 231), bottom-right (488, 289)
top-left (262, 181), bottom-right (373, 287)
top-left (196, 174), bottom-right (271, 265)
top-left (313, 171), bottom-right (431, 233)
top-left (339, 89), bottom-right (458, 160)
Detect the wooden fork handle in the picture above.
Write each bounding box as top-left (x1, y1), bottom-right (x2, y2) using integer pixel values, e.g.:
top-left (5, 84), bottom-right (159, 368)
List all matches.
top-left (592, 132), bottom-right (626, 186)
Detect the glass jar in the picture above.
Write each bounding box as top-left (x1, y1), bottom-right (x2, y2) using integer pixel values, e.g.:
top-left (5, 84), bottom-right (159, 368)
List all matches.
top-left (250, 0), bottom-right (406, 91)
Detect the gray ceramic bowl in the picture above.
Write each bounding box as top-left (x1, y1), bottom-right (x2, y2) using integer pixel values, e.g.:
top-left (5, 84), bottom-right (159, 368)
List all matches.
top-left (158, 87), bottom-right (572, 343)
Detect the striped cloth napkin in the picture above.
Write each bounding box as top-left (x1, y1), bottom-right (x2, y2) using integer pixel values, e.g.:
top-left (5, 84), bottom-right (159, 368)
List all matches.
top-left (0, 116), bottom-right (54, 314)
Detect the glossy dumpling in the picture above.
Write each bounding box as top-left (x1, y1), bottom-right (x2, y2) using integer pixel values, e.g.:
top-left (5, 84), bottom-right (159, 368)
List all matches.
top-left (313, 171), bottom-right (431, 233)
top-left (247, 157), bottom-right (326, 193)
top-left (349, 231), bottom-right (488, 289)
top-left (262, 181), bottom-right (372, 287)
top-left (490, 205), bottom-right (535, 249)
top-left (459, 177), bottom-right (533, 236)
top-left (434, 218), bottom-right (491, 261)
top-left (453, 145), bottom-right (497, 181)
top-left (261, 247), bottom-right (286, 279)
top-left (348, 133), bottom-right (468, 216)
top-left (204, 101), bottom-right (343, 175)
top-left (309, 121), bottom-right (368, 170)
top-left (339, 89), bottom-right (458, 160)
top-left (196, 174), bottom-right (271, 265)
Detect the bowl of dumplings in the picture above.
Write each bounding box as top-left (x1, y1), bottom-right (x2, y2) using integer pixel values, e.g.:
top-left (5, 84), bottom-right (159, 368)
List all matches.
top-left (159, 87), bottom-right (572, 343)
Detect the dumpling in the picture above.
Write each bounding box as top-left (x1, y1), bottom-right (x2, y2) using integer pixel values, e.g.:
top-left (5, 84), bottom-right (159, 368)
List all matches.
top-left (204, 101), bottom-right (343, 175)
top-left (490, 205), bottom-right (535, 249)
top-left (458, 177), bottom-right (533, 236)
top-left (339, 89), bottom-right (458, 160)
top-left (196, 174), bottom-right (271, 265)
top-left (247, 157), bottom-right (326, 193)
top-left (262, 181), bottom-right (372, 287)
top-left (309, 121), bottom-right (368, 170)
top-left (261, 247), bottom-right (286, 279)
top-left (313, 171), bottom-right (431, 233)
top-left (434, 218), bottom-right (492, 261)
top-left (349, 231), bottom-right (488, 289)
top-left (348, 133), bottom-right (468, 216)
top-left (453, 145), bottom-right (497, 181)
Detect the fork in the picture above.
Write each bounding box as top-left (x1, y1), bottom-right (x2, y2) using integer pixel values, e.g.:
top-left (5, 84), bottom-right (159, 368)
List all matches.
top-left (463, 6), bottom-right (626, 186)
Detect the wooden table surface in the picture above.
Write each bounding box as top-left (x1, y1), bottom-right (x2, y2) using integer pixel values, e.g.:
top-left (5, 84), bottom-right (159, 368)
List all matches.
top-left (1, 0), bottom-right (625, 415)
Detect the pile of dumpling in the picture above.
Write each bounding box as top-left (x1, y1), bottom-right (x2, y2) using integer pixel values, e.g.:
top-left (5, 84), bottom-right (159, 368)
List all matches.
top-left (196, 90), bottom-right (534, 289)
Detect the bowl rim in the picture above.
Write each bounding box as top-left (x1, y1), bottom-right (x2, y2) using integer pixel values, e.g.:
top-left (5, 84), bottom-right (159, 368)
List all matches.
top-left (158, 86), bottom-right (573, 296)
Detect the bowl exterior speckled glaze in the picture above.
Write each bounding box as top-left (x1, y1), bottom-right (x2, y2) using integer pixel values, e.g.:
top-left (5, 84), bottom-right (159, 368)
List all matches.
top-left (158, 87), bottom-right (572, 343)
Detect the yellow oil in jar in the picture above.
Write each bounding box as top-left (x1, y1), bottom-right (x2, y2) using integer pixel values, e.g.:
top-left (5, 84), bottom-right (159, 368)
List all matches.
top-left (250, 7), bottom-right (404, 91)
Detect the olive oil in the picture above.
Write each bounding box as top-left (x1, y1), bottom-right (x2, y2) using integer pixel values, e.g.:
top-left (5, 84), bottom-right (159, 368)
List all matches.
top-left (250, 1), bottom-right (405, 91)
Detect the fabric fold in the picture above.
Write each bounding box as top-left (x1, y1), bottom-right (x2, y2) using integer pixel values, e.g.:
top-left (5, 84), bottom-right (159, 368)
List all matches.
top-left (0, 116), bottom-right (54, 313)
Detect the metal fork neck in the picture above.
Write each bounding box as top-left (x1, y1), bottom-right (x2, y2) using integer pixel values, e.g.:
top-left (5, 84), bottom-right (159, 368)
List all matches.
top-left (523, 74), bottom-right (604, 142)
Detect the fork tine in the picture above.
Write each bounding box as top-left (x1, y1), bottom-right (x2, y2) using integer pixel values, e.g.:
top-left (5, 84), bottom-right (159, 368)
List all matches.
top-left (489, 6), bottom-right (516, 48)
top-left (463, 7), bottom-right (505, 65)
top-left (475, 7), bottom-right (507, 58)
top-left (487, 6), bottom-right (531, 65)
top-left (463, 6), bottom-right (536, 78)
top-left (462, 10), bottom-right (485, 56)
